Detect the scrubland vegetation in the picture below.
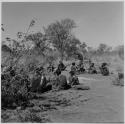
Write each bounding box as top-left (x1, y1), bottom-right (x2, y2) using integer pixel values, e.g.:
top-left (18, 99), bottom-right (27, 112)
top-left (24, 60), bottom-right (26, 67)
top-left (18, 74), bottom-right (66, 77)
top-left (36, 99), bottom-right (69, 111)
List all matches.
top-left (1, 19), bottom-right (124, 122)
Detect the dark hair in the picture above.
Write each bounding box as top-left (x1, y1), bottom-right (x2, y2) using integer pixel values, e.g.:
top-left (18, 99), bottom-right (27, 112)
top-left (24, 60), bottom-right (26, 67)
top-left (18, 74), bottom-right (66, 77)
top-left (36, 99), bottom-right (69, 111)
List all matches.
top-left (55, 69), bottom-right (61, 76)
top-left (91, 63), bottom-right (94, 66)
top-left (102, 63), bottom-right (107, 67)
top-left (36, 70), bottom-right (41, 76)
top-left (69, 71), bottom-right (75, 76)
top-left (72, 62), bottom-right (75, 66)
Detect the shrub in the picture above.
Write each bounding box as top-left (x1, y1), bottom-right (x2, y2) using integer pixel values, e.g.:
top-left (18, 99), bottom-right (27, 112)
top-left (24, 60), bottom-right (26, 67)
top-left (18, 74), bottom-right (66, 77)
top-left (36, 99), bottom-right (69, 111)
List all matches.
top-left (1, 65), bottom-right (31, 108)
top-left (112, 73), bottom-right (124, 86)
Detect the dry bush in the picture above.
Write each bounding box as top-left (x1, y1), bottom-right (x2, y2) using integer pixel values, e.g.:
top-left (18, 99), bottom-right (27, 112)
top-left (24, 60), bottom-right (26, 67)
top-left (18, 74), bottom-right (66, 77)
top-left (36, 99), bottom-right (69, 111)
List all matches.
top-left (112, 73), bottom-right (124, 86)
top-left (18, 110), bottom-right (43, 123)
top-left (1, 65), bottom-right (31, 109)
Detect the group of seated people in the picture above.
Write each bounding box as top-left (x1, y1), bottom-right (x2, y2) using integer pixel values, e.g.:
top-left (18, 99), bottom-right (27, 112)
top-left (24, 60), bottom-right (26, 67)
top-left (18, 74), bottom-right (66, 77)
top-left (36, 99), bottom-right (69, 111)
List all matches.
top-left (2, 59), bottom-right (110, 95)
top-left (71, 62), bottom-right (85, 74)
top-left (71, 61), bottom-right (109, 76)
top-left (31, 61), bottom-right (80, 93)
top-left (31, 60), bottom-right (110, 93)
top-left (47, 61), bottom-right (66, 73)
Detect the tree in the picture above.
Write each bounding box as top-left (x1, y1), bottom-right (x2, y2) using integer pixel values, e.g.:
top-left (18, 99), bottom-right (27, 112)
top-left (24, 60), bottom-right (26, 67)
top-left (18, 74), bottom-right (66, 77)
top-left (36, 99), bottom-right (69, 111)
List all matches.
top-left (79, 42), bottom-right (89, 59)
top-left (80, 42), bottom-right (87, 53)
top-left (17, 19), bottom-right (36, 39)
top-left (2, 38), bottom-right (28, 68)
top-left (26, 32), bottom-right (49, 56)
top-left (65, 37), bottom-right (81, 58)
top-left (105, 46), bottom-right (112, 53)
top-left (44, 18), bottom-right (76, 61)
top-left (117, 45), bottom-right (124, 60)
top-left (97, 43), bottom-right (108, 54)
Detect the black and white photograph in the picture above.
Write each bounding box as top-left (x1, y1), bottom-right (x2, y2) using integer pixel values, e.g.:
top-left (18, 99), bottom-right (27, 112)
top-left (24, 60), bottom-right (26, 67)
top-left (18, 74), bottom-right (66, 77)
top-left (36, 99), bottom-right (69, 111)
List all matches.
top-left (1, 1), bottom-right (124, 123)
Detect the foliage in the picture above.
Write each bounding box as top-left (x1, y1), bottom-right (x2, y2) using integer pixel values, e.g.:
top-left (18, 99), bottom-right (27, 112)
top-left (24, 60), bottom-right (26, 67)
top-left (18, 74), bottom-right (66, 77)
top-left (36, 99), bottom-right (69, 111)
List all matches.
top-left (26, 32), bottom-right (49, 56)
top-left (97, 43), bottom-right (107, 54)
top-left (1, 66), bottom-right (31, 108)
top-left (112, 73), bottom-right (124, 86)
top-left (96, 43), bottom-right (112, 55)
top-left (2, 18), bottom-right (124, 111)
top-left (44, 18), bottom-right (77, 60)
top-left (65, 37), bottom-right (81, 58)
top-left (117, 45), bottom-right (124, 60)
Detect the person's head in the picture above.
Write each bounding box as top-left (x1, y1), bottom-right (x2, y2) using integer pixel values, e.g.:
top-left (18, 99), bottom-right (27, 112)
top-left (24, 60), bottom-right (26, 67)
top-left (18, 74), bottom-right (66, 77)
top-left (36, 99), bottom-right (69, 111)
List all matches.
top-left (59, 60), bottom-right (62, 64)
top-left (69, 71), bottom-right (75, 76)
top-left (55, 69), bottom-right (61, 76)
top-left (39, 66), bottom-right (44, 70)
top-left (72, 62), bottom-right (75, 66)
top-left (35, 70), bottom-right (41, 77)
top-left (102, 62), bottom-right (107, 67)
top-left (89, 59), bottom-right (91, 63)
top-left (54, 71), bottom-right (57, 76)
top-left (91, 63), bottom-right (94, 66)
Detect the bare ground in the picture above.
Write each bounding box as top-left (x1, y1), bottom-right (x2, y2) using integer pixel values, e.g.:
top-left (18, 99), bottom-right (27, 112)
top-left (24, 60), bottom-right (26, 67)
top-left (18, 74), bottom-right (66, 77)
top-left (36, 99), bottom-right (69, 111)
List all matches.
top-left (2, 73), bottom-right (124, 123)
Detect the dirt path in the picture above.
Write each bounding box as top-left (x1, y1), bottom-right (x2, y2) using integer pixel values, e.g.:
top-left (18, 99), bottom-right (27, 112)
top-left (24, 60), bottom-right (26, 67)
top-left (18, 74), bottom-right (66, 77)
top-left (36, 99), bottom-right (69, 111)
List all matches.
top-left (45, 74), bottom-right (124, 123)
top-left (2, 74), bottom-right (124, 123)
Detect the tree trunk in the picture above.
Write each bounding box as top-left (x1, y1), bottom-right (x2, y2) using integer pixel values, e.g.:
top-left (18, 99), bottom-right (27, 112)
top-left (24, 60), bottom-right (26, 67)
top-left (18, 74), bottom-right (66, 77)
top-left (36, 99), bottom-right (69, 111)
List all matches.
top-left (61, 52), bottom-right (64, 61)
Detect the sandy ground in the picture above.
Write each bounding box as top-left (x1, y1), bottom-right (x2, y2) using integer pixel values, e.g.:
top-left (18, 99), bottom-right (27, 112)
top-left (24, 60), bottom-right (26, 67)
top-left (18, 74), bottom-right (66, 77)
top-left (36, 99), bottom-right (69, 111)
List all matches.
top-left (2, 73), bottom-right (124, 123)
top-left (41, 73), bottom-right (124, 123)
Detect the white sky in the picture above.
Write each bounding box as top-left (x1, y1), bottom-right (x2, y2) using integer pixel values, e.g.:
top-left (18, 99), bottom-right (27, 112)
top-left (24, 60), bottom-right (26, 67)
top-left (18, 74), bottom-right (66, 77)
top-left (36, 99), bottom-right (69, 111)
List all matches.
top-left (2, 2), bottom-right (124, 48)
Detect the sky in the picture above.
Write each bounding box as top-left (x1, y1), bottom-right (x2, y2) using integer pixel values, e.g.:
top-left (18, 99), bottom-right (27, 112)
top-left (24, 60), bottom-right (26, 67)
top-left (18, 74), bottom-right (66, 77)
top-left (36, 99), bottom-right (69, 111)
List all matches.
top-left (2, 2), bottom-right (124, 48)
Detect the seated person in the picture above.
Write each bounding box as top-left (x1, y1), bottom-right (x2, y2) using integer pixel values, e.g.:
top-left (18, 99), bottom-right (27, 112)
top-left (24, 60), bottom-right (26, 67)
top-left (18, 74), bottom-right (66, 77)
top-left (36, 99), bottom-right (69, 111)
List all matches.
top-left (51, 71), bottom-right (59, 90)
top-left (71, 62), bottom-right (77, 74)
top-left (80, 64), bottom-right (85, 72)
top-left (77, 62), bottom-right (85, 73)
top-left (47, 63), bottom-right (55, 72)
top-left (69, 71), bottom-right (80, 86)
top-left (58, 61), bottom-right (66, 71)
top-left (10, 68), bottom-right (16, 77)
top-left (88, 63), bottom-right (97, 74)
top-left (31, 71), bottom-right (41, 92)
top-left (100, 63), bottom-right (109, 76)
top-left (39, 73), bottom-right (52, 93)
top-left (39, 66), bottom-right (44, 73)
top-left (54, 69), bottom-right (70, 90)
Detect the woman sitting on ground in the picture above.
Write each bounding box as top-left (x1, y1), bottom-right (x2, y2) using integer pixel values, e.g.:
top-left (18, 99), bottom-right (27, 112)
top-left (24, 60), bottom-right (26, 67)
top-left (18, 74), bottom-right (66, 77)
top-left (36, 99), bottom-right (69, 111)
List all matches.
top-left (100, 63), bottom-right (109, 76)
top-left (88, 63), bottom-right (97, 74)
top-left (68, 71), bottom-right (80, 86)
top-left (39, 73), bottom-right (52, 93)
top-left (71, 62), bottom-right (77, 74)
top-left (31, 71), bottom-right (41, 92)
top-left (54, 69), bottom-right (71, 90)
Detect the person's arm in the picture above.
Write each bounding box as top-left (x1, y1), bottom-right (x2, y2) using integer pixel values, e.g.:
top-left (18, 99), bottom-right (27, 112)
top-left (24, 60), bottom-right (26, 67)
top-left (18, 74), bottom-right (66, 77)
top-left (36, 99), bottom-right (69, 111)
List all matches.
top-left (76, 76), bottom-right (80, 84)
top-left (40, 76), bottom-right (47, 87)
top-left (68, 76), bottom-right (71, 85)
top-left (69, 76), bottom-right (74, 86)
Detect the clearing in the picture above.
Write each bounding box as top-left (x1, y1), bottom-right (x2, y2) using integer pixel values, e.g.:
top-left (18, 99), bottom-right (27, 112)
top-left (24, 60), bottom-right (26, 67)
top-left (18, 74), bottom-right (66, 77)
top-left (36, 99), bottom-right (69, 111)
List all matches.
top-left (2, 73), bottom-right (124, 123)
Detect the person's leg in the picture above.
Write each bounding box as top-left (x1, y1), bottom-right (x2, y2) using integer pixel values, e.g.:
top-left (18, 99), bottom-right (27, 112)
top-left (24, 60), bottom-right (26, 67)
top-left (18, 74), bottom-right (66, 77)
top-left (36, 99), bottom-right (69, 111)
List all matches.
top-left (42, 84), bottom-right (52, 92)
top-left (66, 84), bottom-right (71, 89)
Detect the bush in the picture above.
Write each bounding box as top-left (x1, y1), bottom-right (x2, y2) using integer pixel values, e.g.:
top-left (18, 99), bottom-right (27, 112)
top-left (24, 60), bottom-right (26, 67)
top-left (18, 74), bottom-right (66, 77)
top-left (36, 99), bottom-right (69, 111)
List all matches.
top-left (112, 73), bottom-right (124, 86)
top-left (1, 66), bottom-right (31, 108)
